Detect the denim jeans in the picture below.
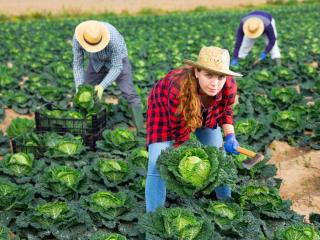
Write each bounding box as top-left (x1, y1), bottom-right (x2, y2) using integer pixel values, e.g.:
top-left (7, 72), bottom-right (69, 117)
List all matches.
top-left (145, 127), bottom-right (231, 212)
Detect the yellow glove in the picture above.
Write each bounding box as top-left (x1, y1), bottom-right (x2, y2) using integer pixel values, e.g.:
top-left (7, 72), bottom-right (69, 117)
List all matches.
top-left (94, 85), bottom-right (104, 100)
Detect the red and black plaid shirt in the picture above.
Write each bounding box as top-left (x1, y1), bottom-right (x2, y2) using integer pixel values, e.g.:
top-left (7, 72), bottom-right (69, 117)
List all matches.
top-left (146, 68), bottom-right (237, 147)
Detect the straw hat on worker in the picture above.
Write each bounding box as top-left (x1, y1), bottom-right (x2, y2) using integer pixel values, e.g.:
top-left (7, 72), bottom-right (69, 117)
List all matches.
top-left (75, 20), bottom-right (110, 53)
top-left (243, 17), bottom-right (264, 39)
top-left (184, 46), bottom-right (243, 77)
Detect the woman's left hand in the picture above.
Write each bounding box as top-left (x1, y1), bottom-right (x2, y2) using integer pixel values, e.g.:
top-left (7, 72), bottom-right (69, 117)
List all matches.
top-left (224, 133), bottom-right (240, 155)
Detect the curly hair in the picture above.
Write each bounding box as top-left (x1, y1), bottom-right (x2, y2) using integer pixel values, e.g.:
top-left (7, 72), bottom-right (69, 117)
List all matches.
top-left (175, 67), bottom-right (202, 132)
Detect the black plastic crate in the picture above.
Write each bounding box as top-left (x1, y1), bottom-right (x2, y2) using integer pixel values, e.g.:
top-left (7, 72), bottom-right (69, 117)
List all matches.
top-left (35, 104), bottom-right (107, 150)
top-left (10, 138), bottom-right (46, 158)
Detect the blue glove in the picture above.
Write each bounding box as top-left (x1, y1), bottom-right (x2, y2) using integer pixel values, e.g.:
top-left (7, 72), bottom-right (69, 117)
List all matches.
top-left (231, 58), bottom-right (239, 66)
top-left (259, 52), bottom-right (267, 61)
top-left (224, 134), bottom-right (240, 155)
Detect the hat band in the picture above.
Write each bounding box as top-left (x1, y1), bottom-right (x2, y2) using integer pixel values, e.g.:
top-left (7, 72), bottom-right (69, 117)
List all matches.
top-left (84, 35), bottom-right (103, 46)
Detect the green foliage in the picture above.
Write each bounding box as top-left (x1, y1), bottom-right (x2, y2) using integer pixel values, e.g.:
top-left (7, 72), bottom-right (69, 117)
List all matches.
top-left (38, 165), bottom-right (88, 198)
top-left (98, 128), bottom-right (137, 151)
top-left (274, 224), bottom-right (320, 240)
top-left (157, 140), bottom-right (237, 197)
top-left (74, 84), bottom-right (96, 110)
top-left (91, 231), bottom-right (128, 240)
top-left (0, 178), bottom-right (34, 212)
top-left (139, 207), bottom-right (215, 240)
top-left (127, 147), bottom-right (148, 171)
top-left (81, 190), bottom-right (141, 229)
top-left (6, 118), bottom-right (35, 139)
top-left (44, 134), bottom-right (86, 158)
top-left (273, 110), bottom-right (302, 132)
top-left (2, 152), bottom-right (33, 176)
top-left (90, 158), bottom-right (136, 187)
top-left (270, 87), bottom-right (301, 104)
top-left (239, 184), bottom-right (294, 219)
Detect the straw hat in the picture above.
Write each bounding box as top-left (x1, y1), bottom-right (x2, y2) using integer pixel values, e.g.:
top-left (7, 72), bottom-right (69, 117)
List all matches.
top-left (243, 17), bottom-right (264, 39)
top-left (75, 20), bottom-right (110, 53)
top-left (184, 46), bottom-right (243, 77)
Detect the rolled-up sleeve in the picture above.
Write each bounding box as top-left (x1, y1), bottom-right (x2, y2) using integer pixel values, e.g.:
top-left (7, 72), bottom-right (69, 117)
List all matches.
top-left (72, 35), bottom-right (85, 88)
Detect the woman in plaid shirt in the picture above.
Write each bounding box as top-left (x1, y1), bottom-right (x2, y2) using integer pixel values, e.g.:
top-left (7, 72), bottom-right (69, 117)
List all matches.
top-left (146, 46), bottom-right (243, 212)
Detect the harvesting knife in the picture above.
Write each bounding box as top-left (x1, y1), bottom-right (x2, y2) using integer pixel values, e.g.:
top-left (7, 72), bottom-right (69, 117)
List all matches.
top-left (236, 146), bottom-right (264, 169)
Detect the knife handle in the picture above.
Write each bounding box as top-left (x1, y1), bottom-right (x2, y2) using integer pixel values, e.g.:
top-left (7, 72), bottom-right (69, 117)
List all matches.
top-left (236, 147), bottom-right (256, 158)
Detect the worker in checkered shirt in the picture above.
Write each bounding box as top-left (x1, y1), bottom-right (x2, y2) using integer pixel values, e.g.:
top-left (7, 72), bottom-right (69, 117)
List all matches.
top-left (72, 20), bottom-right (145, 135)
top-left (145, 46), bottom-right (243, 212)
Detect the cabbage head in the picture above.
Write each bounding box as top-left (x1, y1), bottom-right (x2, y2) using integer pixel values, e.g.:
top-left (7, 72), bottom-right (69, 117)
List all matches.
top-left (128, 147), bottom-right (148, 170)
top-left (139, 207), bottom-right (214, 240)
top-left (178, 149), bottom-right (211, 187)
top-left (91, 232), bottom-right (127, 240)
top-left (157, 140), bottom-right (237, 197)
top-left (74, 84), bottom-right (96, 110)
top-left (43, 165), bottom-right (85, 195)
top-left (82, 190), bottom-right (137, 221)
top-left (100, 128), bottom-right (137, 151)
top-left (99, 159), bottom-right (129, 181)
top-left (3, 152), bottom-right (33, 176)
top-left (274, 224), bottom-right (320, 240)
top-left (273, 111), bottom-right (301, 131)
top-left (206, 201), bottom-right (243, 227)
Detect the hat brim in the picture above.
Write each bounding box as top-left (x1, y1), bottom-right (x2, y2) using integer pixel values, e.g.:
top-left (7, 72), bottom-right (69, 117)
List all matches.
top-left (243, 18), bottom-right (264, 39)
top-left (184, 60), bottom-right (243, 77)
top-left (75, 21), bottom-right (110, 53)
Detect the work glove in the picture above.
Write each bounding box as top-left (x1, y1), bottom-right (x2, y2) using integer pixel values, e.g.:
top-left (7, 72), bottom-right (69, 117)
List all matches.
top-left (259, 52), bottom-right (267, 61)
top-left (94, 85), bottom-right (104, 100)
top-left (230, 58), bottom-right (239, 67)
top-left (224, 133), bottom-right (240, 155)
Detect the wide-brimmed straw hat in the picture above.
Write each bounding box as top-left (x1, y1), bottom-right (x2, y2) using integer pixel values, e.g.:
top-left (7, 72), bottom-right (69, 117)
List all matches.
top-left (243, 17), bottom-right (264, 39)
top-left (75, 20), bottom-right (110, 53)
top-left (184, 46), bottom-right (243, 77)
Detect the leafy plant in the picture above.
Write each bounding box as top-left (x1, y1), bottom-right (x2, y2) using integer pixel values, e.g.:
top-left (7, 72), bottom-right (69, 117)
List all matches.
top-left (127, 147), bottom-right (148, 171)
top-left (274, 223), bottom-right (320, 240)
top-left (81, 190), bottom-right (141, 229)
top-left (91, 231), bottom-right (128, 240)
top-left (139, 207), bottom-right (215, 240)
top-left (45, 134), bottom-right (86, 158)
top-left (16, 200), bottom-right (91, 240)
top-left (157, 140), bottom-right (237, 197)
top-left (39, 165), bottom-right (88, 197)
top-left (6, 118), bottom-right (35, 139)
top-left (270, 87), bottom-right (301, 104)
top-left (90, 158), bottom-right (136, 187)
top-left (97, 128), bottom-right (137, 152)
top-left (273, 111), bottom-right (302, 132)
top-left (0, 153), bottom-right (45, 183)
top-left (239, 184), bottom-right (295, 219)
top-left (74, 84), bottom-right (96, 110)
top-left (0, 178), bottom-right (34, 212)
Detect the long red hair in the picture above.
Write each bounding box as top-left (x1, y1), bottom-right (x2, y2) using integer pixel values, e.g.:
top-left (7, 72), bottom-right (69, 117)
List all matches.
top-left (175, 67), bottom-right (202, 132)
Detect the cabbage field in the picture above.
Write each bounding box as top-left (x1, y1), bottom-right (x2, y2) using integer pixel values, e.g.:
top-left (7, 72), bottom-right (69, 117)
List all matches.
top-left (0, 2), bottom-right (320, 240)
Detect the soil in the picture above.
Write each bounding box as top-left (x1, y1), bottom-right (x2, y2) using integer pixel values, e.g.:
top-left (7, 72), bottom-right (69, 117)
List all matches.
top-left (268, 140), bottom-right (320, 221)
top-left (0, 0), bottom-right (268, 16)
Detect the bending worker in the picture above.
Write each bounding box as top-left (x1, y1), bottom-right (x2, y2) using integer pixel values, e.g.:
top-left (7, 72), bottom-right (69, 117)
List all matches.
top-left (231, 11), bottom-right (281, 66)
top-left (72, 20), bottom-right (145, 134)
top-left (145, 46), bottom-right (243, 212)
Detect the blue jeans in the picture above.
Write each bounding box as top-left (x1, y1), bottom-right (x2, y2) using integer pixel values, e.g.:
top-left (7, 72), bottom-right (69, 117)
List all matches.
top-left (145, 127), bottom-right (231, 212)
